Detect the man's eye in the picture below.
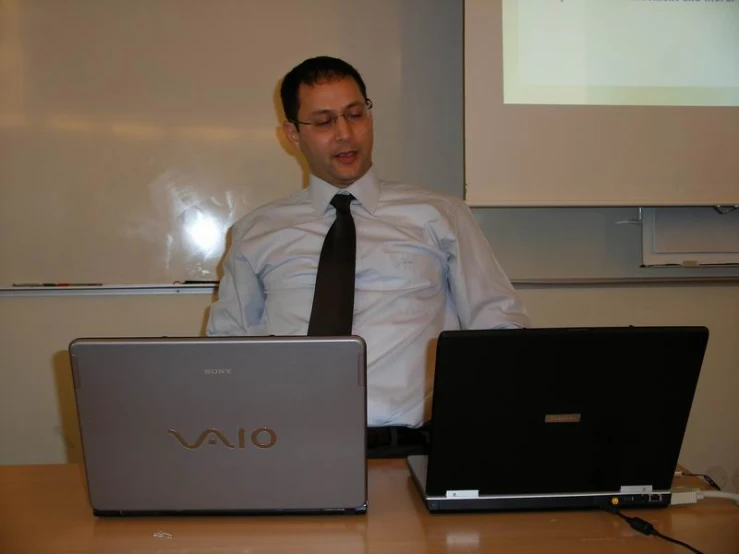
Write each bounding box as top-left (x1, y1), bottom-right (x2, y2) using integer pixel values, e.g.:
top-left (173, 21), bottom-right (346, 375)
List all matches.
top-left (313, 119), bottom-right (333, 127)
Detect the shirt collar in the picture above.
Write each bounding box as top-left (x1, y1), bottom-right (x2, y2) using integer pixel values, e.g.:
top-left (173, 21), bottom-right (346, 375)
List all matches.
top-left (308, 168), bottom-right (380, 216)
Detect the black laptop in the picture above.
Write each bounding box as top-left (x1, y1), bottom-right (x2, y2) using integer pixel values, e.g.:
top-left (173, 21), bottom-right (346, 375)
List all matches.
top-left (408, 326), bottom-right (709, 513)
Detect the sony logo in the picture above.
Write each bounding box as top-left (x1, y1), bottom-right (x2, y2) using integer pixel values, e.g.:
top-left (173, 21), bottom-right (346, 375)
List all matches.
top-left (204, 368), bottom-right (232, 375)
top-left (169, 427), bottom-right (277, 449)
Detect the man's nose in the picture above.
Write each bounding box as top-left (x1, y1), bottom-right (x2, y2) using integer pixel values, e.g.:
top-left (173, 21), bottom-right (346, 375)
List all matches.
top-left (333, 114), bottom-right (353, 140)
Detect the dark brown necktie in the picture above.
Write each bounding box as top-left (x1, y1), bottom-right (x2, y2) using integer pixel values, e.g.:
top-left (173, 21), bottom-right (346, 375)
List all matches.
top-left (307, 194), bottom-right (356, 336)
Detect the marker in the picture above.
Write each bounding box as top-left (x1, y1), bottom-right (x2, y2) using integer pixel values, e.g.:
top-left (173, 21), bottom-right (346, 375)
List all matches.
top-left (12, 283), bottom-right (104, 287)
top-left (174, 280), bottom-right (219, 285)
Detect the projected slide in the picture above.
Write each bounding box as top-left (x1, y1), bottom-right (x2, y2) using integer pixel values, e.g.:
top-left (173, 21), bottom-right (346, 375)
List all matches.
top-left (503, 0), bottom-right (739, 106)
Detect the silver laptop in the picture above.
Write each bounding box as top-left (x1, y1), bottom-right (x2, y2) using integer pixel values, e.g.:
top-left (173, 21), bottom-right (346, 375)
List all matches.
top-left (408, 326), bottom-right (709, 513)
top-left (69, 336), bottom-right (367, 516)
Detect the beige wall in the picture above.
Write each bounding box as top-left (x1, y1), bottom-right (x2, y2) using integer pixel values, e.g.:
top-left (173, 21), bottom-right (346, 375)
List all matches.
top-left (1, 284), bottom-right (737, 492)
top-left (0, 292), bottom-right (210, 465)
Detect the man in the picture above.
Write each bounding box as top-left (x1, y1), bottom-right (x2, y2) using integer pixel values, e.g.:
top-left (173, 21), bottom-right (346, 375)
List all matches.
top-left (207, 56), bottom-right (529, 457)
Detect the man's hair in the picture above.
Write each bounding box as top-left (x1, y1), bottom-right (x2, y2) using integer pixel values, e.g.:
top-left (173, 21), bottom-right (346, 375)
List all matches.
top-left (280, 56), bottom-right (368, 124)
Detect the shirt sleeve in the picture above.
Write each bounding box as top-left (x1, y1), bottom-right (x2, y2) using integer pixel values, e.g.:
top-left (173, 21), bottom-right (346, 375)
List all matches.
top-left (206, 232), bottom-right (266, 336)
top-left (444, 198), bottom-right (530, 329)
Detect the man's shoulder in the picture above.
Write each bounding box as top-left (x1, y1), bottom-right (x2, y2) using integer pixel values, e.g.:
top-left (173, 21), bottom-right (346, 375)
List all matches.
top-left (377, 179), bottom-right (468, 212)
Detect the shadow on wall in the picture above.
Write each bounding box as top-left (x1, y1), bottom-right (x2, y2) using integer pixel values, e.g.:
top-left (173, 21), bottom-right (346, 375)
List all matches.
top-left (52, 349), bottom-right (83, 463)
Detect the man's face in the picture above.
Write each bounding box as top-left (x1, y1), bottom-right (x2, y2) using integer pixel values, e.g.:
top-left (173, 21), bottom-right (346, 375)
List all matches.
top-left (283, 77), bottom-right (373, 188)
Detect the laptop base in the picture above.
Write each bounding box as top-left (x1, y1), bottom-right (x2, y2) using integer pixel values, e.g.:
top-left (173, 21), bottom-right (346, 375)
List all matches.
top-left (93, 504), bottom-right (367, 517)
top-left (407, 456), bottom-right (671, 514)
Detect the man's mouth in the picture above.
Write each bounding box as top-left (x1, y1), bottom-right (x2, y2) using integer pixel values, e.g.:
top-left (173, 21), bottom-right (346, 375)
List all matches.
top-left (334, 150), bottom-right (358, 163)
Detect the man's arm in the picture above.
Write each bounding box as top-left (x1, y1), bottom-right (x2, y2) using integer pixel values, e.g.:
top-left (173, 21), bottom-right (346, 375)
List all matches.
top-left (445, 199), bottom-right (530, 329)
top-left (206, 239), bottom-right (265, 336)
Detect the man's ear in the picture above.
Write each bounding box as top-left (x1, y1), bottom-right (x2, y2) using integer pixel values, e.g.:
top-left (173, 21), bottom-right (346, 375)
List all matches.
top-left (281, 120), bottom-right (300, 150)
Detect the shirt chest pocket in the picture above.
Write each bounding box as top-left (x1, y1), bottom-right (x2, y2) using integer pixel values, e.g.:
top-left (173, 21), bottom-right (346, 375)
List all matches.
top-left (358, 247), bottom-right (445, 291)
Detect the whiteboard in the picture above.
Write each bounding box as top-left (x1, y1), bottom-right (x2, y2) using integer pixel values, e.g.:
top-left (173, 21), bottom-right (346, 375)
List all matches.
top-left (0, 0), bottom-right (460, 286)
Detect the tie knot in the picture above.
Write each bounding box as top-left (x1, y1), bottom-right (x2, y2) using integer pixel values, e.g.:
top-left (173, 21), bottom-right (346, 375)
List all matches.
top-left (330, 193), bottom-right (354, 214)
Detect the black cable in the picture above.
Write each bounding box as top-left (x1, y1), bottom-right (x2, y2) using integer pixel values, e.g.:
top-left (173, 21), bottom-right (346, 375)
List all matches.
top-left (605, 505), bottom-right (704, 554)
top-left (682, 472), bottom-right (721, 491)
top-left (652, 529), bottom-right (705, 554)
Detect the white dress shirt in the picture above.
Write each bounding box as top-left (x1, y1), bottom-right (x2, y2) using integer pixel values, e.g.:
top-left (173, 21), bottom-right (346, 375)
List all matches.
top-left (207, 169), bottom-right (530, 426)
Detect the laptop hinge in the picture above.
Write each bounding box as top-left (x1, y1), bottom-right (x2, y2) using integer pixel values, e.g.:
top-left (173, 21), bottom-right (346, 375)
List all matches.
top-left (446, 490), bottom-right (479, 499)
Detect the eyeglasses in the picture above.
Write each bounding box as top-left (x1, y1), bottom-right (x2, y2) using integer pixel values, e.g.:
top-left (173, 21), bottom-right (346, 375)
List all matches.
top-left (290, 99), bottom-right (373, 132)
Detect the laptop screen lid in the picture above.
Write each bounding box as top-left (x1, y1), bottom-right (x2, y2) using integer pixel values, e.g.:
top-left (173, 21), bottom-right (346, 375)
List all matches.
top-left (69, 336), bottom-right (367, 516)
top-left (420, 326), bottom-right (708, 508)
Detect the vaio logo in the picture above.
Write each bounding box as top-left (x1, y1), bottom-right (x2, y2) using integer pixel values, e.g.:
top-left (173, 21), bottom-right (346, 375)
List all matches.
top-left (169, 427), bottom-right (277, 449)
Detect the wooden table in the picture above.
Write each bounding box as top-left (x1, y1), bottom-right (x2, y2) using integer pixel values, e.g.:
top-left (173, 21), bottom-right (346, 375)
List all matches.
top-left (1, 460), bottom-right (737, 553)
